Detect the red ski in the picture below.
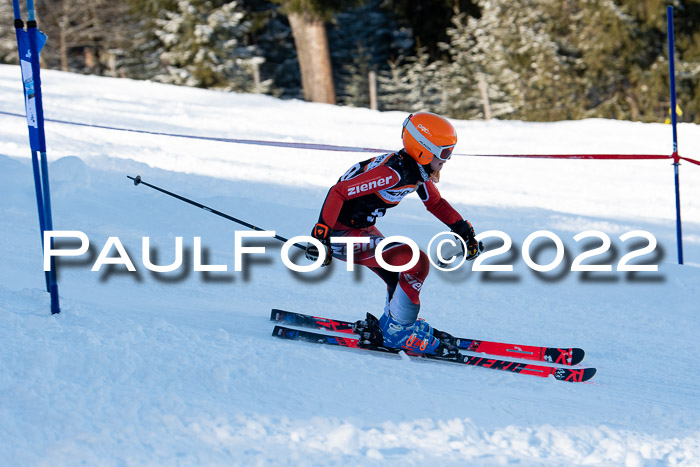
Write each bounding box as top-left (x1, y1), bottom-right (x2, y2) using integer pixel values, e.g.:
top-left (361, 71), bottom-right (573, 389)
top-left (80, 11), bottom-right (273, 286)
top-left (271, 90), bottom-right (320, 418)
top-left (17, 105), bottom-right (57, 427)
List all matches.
top-left (270, 308), bottom-right (585, 366)
top-left (271, 325), bottom-right (596, 383)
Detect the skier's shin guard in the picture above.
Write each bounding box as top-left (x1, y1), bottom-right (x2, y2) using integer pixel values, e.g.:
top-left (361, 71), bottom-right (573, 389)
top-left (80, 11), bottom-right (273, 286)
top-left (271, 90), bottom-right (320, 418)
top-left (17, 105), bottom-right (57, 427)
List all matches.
top-left (387, 286), bottom-right (420, 324)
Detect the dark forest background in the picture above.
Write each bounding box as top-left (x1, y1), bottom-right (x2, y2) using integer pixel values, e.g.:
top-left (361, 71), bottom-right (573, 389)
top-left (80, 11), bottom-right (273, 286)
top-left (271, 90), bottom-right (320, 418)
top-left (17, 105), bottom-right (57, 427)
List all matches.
top-left (2, 0), bottom-right (699, 122)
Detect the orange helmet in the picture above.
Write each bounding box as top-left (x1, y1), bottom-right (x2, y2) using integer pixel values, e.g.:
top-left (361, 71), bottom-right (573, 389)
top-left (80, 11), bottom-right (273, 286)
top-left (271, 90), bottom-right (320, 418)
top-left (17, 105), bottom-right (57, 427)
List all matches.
top-left (401, 112), bottom-right (457, 165)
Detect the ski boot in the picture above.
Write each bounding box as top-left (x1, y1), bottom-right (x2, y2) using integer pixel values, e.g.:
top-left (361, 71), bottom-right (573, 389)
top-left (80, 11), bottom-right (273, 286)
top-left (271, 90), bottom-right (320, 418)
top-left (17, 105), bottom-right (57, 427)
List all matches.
top-left (378, 311), bottom-right (441, 354)
top-left (355, 312), bottom-right (462, 360)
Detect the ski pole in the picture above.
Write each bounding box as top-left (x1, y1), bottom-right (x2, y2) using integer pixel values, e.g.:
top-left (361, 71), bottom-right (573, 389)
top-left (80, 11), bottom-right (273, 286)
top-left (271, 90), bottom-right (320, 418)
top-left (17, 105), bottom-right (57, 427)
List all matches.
top-left (127, 175), bottom-right (306, 250)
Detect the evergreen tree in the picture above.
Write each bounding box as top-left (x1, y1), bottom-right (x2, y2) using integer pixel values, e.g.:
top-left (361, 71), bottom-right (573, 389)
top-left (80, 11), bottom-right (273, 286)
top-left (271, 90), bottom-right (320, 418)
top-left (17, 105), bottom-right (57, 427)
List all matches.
top-left (337, 43), bottom-right (372, 107)
top-left (465, 0), bottom-right (584, 121)
top-left (566, 0), bottom-right (641, 120)
top-left (438, 0), bottom-right (644, 121)
top-left (376, 56), bottom-right (409, 110)
top-left (247, 3), bottom-right (302, 98)
top-left (152, 0), bottom-right (270, 92)
top-left (329, 0), bottom-right (413, 107)
top-left (438, 10), bottom-right (514, 119)
top-left (378, 46), bottom-right (446, 112)
top-left (383, 0), bottom-right (479, 60)
top-left (620, 0), bottom-right (700, 122)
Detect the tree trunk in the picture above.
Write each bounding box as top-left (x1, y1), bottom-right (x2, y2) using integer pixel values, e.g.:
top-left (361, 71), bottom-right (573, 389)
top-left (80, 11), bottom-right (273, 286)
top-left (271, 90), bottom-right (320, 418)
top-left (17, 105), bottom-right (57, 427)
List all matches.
top-left (287, 11), bottom-right (336, 104)
top-left (368, 70), bottom-right (377, 110)
top-left (478, 73), bottom-right (491, 120)
top-left (58, 23), bottom-right (68, 71)
top-left (58, 1), bottom-right (70, 71)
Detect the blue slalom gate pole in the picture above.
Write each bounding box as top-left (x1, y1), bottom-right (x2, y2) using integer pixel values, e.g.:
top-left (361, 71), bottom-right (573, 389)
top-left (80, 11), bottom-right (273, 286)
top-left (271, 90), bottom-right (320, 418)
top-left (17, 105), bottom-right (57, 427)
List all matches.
top-left (13, 0), bottom-right (47, 290)
top-left (667, 6), bottom-right (684, 265)
top-left (13, 0), bottom-right (60, 313)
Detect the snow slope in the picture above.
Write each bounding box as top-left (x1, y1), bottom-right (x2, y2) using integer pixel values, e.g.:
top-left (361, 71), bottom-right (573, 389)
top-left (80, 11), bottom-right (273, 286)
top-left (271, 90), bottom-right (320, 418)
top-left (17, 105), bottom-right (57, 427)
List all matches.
top-left (1, 64), bottom-right (700, 465)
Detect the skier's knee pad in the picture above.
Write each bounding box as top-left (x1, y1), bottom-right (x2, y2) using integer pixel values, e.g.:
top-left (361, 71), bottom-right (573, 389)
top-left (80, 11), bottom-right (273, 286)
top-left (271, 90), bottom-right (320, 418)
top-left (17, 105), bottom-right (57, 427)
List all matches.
top-left (382, 245), bottom-right (429, 275)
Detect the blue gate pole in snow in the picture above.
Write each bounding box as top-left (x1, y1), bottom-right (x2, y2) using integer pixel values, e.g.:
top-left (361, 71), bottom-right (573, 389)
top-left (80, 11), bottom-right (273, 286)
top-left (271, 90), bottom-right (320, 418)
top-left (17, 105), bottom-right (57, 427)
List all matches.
top-left (667, 6), bottom-right (684, 265)
top-left (13, 0), bottom-right (60, 313)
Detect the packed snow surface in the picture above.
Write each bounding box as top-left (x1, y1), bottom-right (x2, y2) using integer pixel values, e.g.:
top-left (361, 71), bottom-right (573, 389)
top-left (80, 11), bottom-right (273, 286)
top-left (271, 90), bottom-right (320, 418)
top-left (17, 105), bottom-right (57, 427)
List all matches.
top-left (1, 65), bottom-right (699, 465)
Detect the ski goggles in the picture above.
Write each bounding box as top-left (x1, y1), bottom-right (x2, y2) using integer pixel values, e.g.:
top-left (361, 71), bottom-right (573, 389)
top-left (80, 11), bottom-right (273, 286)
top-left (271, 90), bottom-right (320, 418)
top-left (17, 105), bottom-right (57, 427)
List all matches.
top-left (402, 116), bottom-right (456, 161)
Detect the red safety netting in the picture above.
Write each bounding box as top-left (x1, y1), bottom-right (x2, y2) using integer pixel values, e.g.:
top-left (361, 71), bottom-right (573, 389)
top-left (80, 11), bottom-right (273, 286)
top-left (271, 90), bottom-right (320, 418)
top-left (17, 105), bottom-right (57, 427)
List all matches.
top-left (680, 156), bottom-right (700, 166)
top-left (457, 152), bottom-right (700, 166)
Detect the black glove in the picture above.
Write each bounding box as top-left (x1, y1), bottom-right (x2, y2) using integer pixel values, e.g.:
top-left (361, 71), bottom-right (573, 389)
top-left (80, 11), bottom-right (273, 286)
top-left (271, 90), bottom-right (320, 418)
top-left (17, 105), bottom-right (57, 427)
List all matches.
top-left (449, 219), bottom-right (484, 261)
top-left (305, 222), bottom-right (333, 266)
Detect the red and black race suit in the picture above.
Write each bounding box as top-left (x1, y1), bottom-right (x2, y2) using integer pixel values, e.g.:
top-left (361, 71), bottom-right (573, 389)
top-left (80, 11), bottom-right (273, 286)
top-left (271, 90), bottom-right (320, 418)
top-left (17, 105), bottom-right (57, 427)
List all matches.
top-left (317, 150), bottom-right (462, 230)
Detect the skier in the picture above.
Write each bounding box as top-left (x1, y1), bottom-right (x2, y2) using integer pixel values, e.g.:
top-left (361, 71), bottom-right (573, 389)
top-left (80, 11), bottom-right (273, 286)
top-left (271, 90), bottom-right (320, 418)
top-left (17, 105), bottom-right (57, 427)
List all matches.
top-left (305, 112), bottom-right (484, 355)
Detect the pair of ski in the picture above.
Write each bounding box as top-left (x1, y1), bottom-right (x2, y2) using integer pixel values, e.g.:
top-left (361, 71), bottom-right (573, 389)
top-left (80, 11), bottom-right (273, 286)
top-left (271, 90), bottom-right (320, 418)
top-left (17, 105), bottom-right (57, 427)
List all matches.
top-left (270, 308), bottom-right (596, 383)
